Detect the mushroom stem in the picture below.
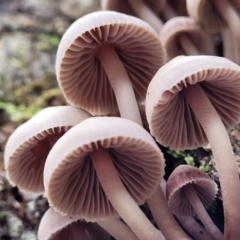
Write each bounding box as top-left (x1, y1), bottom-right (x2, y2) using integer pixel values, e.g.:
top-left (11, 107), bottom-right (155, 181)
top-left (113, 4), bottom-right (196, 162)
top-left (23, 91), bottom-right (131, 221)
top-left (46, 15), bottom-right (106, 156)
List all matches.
top-left (178, 34), bottom-right (200, 55)
top-left (162, 2), bottom-right (177, 21)
top-left (184, 83), bottom-right (240, 239)
top-left (213, 0), bottom-right (240, 52)
top-left (160, 179), bottom-right (214, 240)
top-left (230, 0), bottom-right (240, 12)
top-left (98, 46), bottom-right (142, 126)
top-left (98, 218), bottom-right (139, 240)
top-left (128, 0), bottom-right (163, 33)
top-left (222, 29), bottom-right (240, 64)
top-left (183, 184), bottom-right (223, 240)
top-left (91, 146), bottom-right (163, 240)
top-left (176, 215), bottom-right (214, 240)
top-left (147, 186), bottom-right (192, 240)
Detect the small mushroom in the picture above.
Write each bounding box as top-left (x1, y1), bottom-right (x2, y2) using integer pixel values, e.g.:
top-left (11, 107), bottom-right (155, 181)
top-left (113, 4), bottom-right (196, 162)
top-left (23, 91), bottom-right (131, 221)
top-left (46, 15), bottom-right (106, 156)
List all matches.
top-left (160, 179), bottom-right (214, 240)
top-left (159, 16), bottom-right (211, 60)
top-left (187, 0), bottom-right (240, 54)
top-left (4, 106), bottom-right (91, 193)
top-left (166, 165), bottom-right (223, 240)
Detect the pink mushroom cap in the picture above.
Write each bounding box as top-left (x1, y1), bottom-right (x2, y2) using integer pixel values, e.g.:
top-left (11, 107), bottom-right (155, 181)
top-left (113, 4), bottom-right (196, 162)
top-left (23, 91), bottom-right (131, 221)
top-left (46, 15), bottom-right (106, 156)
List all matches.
top-left (44, 117), bottom-right (165, 221)
top-left (56, 10), bottom-right (165, 116)
top-left (159, 16), bottom-right (210, 60)
top-left (4, 106), bottom-right (91, 193)
top-left (146, 55), bottom-right (240, 150)
top-left (166, 165), bottom-right (218, 216)
top-left (38, 208), bottom-right (111, 240)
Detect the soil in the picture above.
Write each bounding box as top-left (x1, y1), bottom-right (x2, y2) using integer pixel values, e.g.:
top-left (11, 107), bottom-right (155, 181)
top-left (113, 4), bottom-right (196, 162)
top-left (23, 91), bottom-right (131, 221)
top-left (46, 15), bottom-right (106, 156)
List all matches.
top-left (0, 0), bottom-right (239, 239)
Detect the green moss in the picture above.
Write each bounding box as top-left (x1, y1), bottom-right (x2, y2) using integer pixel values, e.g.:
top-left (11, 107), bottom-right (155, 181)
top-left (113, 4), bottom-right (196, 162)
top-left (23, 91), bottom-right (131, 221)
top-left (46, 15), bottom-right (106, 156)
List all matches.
top-left (167, 149), bottom-right (211, 173)
top-left (37, 33), bottom-right (61, 50)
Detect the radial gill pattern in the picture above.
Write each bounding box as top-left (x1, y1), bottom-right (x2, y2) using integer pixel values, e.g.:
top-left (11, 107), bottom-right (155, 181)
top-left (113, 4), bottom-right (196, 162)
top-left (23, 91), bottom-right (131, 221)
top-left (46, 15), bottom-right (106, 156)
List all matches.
top-left (4, 106), bottom-right (91, 193)
top-left (44, 117), bottom-right (164, 221)
top-left (38, 208), bottom-right (81, 240)
top-left (166, 165), bottom-right (218, 216)
top-left (187, 0), bottom-right (227, 32)
top-left (6, 127), bottom-right (68, 193)
top-left (56, 11), bottom-right (165, 116)
top-left (146, 56), bottom-right (240, 150)
top-left (159, 16), bottom-right (210, 60)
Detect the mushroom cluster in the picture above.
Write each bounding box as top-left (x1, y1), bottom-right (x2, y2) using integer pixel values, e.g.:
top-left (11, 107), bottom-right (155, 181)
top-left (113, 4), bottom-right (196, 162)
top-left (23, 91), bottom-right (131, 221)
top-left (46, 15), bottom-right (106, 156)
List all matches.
top-left (4, 1), bottom-right (240, 240)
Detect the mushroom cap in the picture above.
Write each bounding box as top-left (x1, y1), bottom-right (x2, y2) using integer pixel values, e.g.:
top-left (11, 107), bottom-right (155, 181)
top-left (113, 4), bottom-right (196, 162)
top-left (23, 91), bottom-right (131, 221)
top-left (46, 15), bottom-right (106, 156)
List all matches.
top-left (56, 10), bottom-right (165, 116)
top-left (166, 165), bottom-right (218, 216)
top-left (159, 16), bottom-right (210, 60)
top-left (44, 117), bottom-right (165, 221)
top-left (186, 0), bottom-right (227, 32)
top-left (101, 0), bottom-right (165, 16)
top-left (38, 208), bottom-right (111, 240)
top-left (4, 106), bottom-right (91, 193)
top-left (146, 55), bottom-right (240, 150)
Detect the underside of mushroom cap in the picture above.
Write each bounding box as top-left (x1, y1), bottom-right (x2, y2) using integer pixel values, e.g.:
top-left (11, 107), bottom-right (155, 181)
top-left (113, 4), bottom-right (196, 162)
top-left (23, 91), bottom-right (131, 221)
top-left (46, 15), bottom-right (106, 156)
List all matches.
top-left (146, 55), bottom-right (240, 150)
top-left (44, 117), bottom-right (164, 221)
top-left (101, 0), bottom-right (165, 16)
top-left (4, 106), bottom-right (91, 193)
top-left (38, 208), bottom-right (80, 240)
top-left (166, 165), bottom-right (218, 216)
top-left (187, 0), bottom-right (227, 32)
top-left (56, 10), bottom-right (165, 116)
top-left (159, 16), bottom-right (210, 60)
top-left (38, 208), bottom-right (111, 240)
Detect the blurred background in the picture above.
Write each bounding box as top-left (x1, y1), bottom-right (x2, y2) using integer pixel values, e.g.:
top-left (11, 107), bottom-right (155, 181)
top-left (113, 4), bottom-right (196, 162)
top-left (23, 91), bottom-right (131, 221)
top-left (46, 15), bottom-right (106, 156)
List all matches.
top-left (0, 1), bottom-right (100, 239)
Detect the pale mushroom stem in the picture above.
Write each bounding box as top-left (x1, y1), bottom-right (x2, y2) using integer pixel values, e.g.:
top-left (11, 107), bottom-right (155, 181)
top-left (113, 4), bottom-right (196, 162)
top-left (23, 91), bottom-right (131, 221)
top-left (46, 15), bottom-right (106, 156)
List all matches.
top-left (147, 186), bottom-right (192, 240)
top-left (183, 184), bottom-right (223, 240)
top-left (162, 2), bottom-right (177, 21)
top-left (222, 29), bottom-right (240, 64)
top-left (230, 0), bottom-right (240, 12)
top-left (128, 0), bottom-right (163, 33)
top-left (161, 179), bottom-right (214, 240)
top-left (176, 215), bottom-right (214, 240)
top-left (213, 0), bottom-right (240, 52)
top-left (91, 146), bottom-right (164, 240)
top-left (98, 218), bottom-right (139, 240)
top-left (98, 46), bottom-right (142, 126)
top-left (178, 34), bottom-right (200, 56)
top-left (184, 83), bottom-right (240, 239)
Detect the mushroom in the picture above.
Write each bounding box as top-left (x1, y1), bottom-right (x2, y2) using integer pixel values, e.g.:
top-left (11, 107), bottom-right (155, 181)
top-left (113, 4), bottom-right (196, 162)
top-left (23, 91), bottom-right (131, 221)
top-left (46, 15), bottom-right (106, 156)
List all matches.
top-left (186, 0), bottom-right (240, 60)
top-left (44, 117), bottom-right (165, 240)
top-left (230, 0), bottom-right (240, 12)
top-left (159, 16), bottom-right (211, 60)
top-left (56, 10), bottom-right (165, 126)
top-left (166, 165), bottom-right (223, 240)
top-left (146, 55), bottom-right (240, 239)
top-left (38, 208), bottom-right (111, 240)
top-left (101, 0), bottom-right (165, 33)
top-left (4, 106), bottom-right (91, 193)
top-left (222, 28), bottom-right (240, 64)
top-left (160, 179), bottom-right (214, 240)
